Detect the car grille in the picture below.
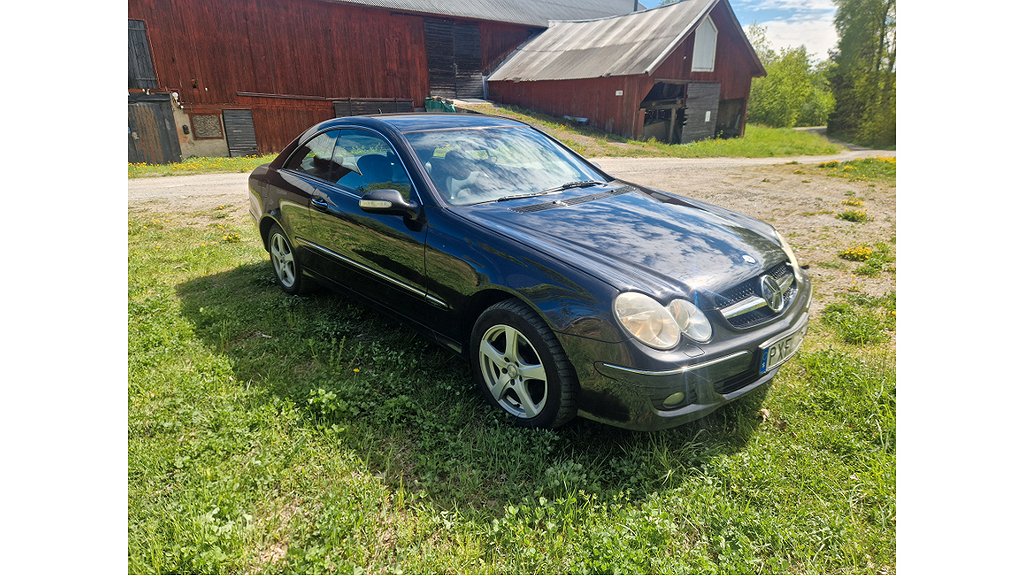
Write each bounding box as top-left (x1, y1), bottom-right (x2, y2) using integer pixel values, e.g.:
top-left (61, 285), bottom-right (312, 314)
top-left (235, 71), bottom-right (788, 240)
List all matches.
top-left (714, 261), bottom-right (797, 329)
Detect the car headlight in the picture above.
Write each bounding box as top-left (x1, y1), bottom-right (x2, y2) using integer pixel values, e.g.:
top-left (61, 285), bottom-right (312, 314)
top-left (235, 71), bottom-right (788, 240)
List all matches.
top-left (613, 292), bottom-right (680, 350)
top-left (775, 229), bottom-right (802, 280)
top-left (668, 299), bottom-right (713, 343)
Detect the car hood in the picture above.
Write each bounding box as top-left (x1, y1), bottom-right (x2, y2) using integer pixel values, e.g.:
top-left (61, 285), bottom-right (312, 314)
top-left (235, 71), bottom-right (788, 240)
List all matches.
top-left (459, 183), bottom-right (787, 302)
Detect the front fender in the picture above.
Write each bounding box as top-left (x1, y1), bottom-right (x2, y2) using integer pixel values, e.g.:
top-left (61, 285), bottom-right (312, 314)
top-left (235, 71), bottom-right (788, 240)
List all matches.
top-left (424, 207), bottom-right (623, 344)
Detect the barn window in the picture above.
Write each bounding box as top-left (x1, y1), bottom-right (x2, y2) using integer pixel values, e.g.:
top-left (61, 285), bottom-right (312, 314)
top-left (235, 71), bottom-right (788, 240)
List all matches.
top-left (691, 16), bottom-right (718, 72)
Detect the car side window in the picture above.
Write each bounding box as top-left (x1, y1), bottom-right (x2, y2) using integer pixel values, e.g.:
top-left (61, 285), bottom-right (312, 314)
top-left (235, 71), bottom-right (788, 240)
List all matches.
top-left (331, 130), bottom-right (413, 201)
top-left (285, 131), bottom-right (344, 182)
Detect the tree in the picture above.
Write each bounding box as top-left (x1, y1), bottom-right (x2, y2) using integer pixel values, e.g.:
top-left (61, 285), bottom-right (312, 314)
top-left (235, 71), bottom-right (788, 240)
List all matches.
top-left (827, 0), bottom-right (896, 146)
top-left (746, 25), bottom-right (835, 128)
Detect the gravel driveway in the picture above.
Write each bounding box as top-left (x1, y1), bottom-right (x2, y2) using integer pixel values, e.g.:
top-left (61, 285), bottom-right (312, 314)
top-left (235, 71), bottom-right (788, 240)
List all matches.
top-left (128, 153), bottom-right (896, 309)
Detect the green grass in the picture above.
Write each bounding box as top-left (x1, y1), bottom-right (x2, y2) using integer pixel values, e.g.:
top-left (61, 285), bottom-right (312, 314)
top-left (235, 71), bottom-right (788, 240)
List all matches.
top-left (129, 154), bottom-right (277, 179)
top-left (852, 243), bottom-right (896, 277)
top-left (464, 103), bottom-right (843, 158)
top-left (837, 210), bottom-right (869, 223)
top-left (129, 210), bottom-right (895, 573)
top-left (816, 157), bottom-right (896, 182)
top-left (822, 292), bottom-right (896, 345)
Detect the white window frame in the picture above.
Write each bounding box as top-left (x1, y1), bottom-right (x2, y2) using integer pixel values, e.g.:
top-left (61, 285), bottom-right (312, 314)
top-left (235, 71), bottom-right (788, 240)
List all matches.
top-left (691, 16), bottom-right (718, 72)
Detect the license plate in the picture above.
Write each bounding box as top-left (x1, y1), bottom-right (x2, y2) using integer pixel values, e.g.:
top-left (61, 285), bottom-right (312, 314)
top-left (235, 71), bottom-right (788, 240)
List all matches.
top-left (759, 326), bottom-right (807, 374)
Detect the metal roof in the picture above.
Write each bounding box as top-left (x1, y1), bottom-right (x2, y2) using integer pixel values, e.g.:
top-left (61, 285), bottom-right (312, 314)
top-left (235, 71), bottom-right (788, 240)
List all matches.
top-left (489, 0), bottom-right (750, 82)
top-left (328, 0), bottom-right (637, 28)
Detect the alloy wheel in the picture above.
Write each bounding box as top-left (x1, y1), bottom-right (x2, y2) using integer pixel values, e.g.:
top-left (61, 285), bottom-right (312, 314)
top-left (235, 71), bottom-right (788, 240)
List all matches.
top-left (270, 232), bottom-right (296, 288)
top-left (478, 324), bottom-right (549, 419)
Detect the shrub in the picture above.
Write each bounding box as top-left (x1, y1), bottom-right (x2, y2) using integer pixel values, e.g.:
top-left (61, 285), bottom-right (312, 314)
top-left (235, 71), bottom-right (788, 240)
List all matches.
top-left (837, 210), bottom-right (868, 222)
top-left (839, 246), bottom-right (873, 261)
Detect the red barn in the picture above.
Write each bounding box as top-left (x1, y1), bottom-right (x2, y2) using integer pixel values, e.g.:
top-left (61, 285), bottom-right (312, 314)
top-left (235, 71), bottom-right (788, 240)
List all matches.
top-left (128, 0), bottom-right (636, 163)
top-left (488, 0), bottom-right (765, 143)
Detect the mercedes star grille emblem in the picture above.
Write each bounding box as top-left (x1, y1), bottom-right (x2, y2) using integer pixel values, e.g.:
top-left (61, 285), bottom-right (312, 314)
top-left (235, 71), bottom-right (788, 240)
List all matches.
top-left (760, 275), bottom-right (784, 312)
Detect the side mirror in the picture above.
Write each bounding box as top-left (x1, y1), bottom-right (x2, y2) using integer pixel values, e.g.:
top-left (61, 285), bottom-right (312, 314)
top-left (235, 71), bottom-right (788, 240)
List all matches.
top-left (358, 188), bottom-right (420, 219)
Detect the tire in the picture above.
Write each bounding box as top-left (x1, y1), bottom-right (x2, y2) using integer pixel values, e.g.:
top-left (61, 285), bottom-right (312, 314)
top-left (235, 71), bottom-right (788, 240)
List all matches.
top-left (267, 224), bottom-right (310, 295)
top-left (470, 299), bottom-right (577, 428)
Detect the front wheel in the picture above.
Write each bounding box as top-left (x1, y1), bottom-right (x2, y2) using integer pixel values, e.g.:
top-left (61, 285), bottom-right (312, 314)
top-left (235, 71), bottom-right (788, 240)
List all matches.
top-left (470, 300), bottom-right (577, 428)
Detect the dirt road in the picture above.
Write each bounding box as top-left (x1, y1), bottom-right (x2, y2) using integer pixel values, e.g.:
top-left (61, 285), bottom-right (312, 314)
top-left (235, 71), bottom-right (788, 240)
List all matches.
top-left (128, 154), bottom-right (896, 308)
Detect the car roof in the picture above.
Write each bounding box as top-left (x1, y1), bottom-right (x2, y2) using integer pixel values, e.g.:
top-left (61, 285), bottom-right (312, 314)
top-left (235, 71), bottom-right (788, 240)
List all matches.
top-left (321, 113), bottom-right (528, 134)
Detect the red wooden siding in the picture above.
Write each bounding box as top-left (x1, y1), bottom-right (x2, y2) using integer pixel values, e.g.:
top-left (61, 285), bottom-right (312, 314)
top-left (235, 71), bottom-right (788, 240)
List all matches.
top-left (489, 1), bottom-right (760, 140)
top-left (645, 1), bottom-right (758, 100)
top-left (479, 21), bottom-right (537, 75)
top-left (487, 76), bottom-right (646, 139)
top-left (128, 0), bottom-right (537, 153)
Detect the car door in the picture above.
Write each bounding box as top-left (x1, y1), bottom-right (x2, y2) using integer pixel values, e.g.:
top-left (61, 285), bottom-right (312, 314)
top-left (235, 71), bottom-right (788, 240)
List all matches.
top-left (303, 127), bottom-right (430, 323)
top-left (275, 129), bottom-right (341, 272)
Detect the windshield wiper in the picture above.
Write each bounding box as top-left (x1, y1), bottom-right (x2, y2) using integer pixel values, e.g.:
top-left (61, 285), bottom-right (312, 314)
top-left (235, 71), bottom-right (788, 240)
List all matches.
top-left (493, 180), bottom-right (603, 203)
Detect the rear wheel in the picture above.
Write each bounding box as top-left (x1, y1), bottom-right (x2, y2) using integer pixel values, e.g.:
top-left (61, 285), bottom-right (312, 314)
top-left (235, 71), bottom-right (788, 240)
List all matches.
top-left (267, 224), bottom-right (310, 295)
top-left (470, 300), bottom-right (577, 428)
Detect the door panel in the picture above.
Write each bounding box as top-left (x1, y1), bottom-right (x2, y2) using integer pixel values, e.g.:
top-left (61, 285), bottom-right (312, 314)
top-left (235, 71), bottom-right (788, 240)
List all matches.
top-left (425, 18), bottom-right (483, 99)
top-left (223, 109), bottom-right (259, 156)
top-left (127, 95), bottom-right (182, 164)
top-left (287, 128), bottom-right (430, 322)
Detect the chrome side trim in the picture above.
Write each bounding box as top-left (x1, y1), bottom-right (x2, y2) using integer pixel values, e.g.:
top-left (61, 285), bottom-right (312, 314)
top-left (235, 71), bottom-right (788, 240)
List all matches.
top-left (425, 293), bottom-right (448, 308)
top-left (721, 295), bottom-right (767, 319)
top-left (297, 238), bottom-right (450, 309)
top-left (602, 350), bottom-right (749, 377)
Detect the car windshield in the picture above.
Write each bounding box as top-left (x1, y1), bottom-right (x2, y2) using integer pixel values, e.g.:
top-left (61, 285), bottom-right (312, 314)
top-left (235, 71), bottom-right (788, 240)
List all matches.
top-left (404, 126), bottom-right (607, 205)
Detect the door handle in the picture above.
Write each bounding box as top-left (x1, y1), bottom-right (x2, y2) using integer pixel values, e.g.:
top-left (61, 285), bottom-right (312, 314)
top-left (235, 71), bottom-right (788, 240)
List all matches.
top-left (310, 197), bottom-right (329, 212)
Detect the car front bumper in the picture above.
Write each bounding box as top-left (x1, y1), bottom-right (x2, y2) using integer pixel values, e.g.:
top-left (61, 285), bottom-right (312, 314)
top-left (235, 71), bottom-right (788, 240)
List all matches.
top-left (560, 277), bottom-right (812, 431)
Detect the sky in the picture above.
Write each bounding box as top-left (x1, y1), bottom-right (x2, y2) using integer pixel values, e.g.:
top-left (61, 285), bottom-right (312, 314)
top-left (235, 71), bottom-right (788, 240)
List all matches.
top-left (638, 0), bottom-right (839, 61)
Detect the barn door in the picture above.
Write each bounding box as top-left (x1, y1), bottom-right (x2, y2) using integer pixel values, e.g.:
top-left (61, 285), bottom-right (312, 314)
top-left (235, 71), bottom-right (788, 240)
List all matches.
top-left (424, 19), bottom-right (483, 99)
top-left (679, 82), bottom-right (721, 143)
top-left (128, 94), bottom-right (181, 164)
top-left (222, 109), bottom-right (258, 157)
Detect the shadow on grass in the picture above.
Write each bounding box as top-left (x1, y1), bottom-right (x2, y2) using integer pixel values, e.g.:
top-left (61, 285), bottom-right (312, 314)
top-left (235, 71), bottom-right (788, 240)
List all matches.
top-left (176, 262), bottom-right (766, 515)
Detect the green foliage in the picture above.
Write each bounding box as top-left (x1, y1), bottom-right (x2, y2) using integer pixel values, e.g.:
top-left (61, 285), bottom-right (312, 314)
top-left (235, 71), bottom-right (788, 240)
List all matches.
top-left (853, 243), bottom-right (896, 277)
top-left (827, 0), bottom-right (897, 147)
top-left (747, 26), bottom-right (835, 128)
top-left (837, 209), bottom-right (868, 222)
top-left (129, 154), bottom-right (278, 178)
top-left (818, 157), bottom-right (896, 182)
top-left (822, 292), bottom-right (896, 344)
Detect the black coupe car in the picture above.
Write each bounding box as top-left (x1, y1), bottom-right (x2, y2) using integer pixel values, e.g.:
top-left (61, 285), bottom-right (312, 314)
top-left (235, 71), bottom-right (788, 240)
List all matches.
top-left (248, 114), bottom-right (811, 431)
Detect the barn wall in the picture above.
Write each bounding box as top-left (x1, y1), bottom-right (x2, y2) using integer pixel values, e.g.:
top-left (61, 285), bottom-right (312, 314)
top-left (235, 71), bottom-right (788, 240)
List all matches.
top-left (490, 1), bottom-right (760, 141)
top-left (479, 21), bottom-right (536, 75)
top-left (645, 2), bottom-right (757, 100)
top-left (488, 76), bottom-right (646, 140)
top-left (641, 1), bottom-right (757, 137)
top-left (128, 0), bottom-right (538, 153)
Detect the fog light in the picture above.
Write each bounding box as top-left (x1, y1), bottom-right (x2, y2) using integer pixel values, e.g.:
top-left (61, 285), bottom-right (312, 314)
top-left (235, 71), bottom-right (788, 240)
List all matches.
top-left (664, 391), bottom-right (686, 407)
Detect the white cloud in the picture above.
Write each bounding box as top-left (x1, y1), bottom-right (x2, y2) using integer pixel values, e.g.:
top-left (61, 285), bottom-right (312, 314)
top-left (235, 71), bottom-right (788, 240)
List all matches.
top-left (748, 15), bottom-right (838, 61)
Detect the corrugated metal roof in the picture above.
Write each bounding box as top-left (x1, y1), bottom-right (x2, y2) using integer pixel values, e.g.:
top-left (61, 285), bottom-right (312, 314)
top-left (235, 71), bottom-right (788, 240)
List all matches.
top-left (489, 0), bottom-right (723, 81)
top-left (329, 0), bottom-right (637, 28)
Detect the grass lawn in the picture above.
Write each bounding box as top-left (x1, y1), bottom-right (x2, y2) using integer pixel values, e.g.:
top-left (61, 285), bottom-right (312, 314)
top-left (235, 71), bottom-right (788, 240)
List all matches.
top-left (463, 102), bottom-right (843, 159)
top-left (129, 194), bottom-right (895, 572)
top-left (129, 154), bottom-right (277, 179)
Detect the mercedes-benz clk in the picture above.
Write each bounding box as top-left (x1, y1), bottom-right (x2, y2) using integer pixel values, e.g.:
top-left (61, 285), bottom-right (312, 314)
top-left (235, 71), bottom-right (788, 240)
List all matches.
top-left (248, 114), bottom-right (811, 431)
